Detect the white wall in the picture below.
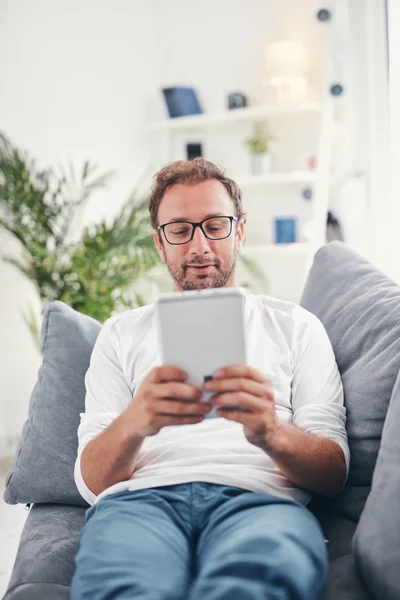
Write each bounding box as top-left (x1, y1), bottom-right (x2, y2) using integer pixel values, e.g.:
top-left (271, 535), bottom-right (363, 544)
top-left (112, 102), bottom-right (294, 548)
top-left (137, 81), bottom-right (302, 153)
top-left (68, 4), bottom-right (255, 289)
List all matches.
top-left (0, 0), bottom-right (155, 453)
top-left (333, 0), bottom-right (391, 277)
top-left (0, 0), bottom-right (327, 453)
top-left (387, 0), bottom-right (400, 283)
top-left (356, 0), bottom-right (390, 278)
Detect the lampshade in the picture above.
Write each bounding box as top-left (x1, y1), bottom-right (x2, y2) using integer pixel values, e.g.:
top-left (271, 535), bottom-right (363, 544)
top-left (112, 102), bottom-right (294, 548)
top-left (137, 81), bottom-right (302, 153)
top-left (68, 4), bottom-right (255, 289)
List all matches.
top-left (264, 41), bottom-right (308, 80)
top-left (263, 40), bottom-right (309, 104)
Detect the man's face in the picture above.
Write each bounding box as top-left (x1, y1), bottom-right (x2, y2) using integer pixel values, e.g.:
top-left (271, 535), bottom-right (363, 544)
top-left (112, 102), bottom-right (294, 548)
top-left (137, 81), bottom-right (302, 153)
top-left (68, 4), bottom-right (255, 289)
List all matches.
top-left (153, 180), bottom-right (245, 291)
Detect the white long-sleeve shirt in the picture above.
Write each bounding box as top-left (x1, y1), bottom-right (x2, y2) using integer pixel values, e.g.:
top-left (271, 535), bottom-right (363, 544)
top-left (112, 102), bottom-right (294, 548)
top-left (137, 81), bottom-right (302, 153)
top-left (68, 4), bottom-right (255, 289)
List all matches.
top-left (74, 293), bottom-right (350, 507)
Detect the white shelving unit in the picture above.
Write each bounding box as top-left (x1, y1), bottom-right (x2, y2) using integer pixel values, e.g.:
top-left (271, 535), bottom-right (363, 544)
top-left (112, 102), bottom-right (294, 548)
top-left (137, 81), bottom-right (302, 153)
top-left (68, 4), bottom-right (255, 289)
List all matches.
top-left (148, 102), bottom-right (321, 131)
top-left (235, 172), bottom-right (316, 188)
top-left (243, 242), bottom-right (311, 255)
top-left (147, 16), bottom-right (338, 302)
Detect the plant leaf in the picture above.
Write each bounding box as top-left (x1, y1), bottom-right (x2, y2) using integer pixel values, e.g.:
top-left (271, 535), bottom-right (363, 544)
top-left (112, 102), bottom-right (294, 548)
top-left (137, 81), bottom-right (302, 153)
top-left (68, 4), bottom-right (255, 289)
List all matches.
top-left (239, 253), bottom-right (268, 286)
top-left (21, 306), bottom-right (40, 349)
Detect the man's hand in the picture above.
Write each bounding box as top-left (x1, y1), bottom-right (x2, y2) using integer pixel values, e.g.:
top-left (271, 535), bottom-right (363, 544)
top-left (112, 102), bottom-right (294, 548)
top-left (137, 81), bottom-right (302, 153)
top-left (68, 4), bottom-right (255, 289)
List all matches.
top-left (204, 365), bottom-right (281, 451)
top-left (204, 363), bottom-right (347, 496)
top-left (127, 366), bottom-right (211, 437)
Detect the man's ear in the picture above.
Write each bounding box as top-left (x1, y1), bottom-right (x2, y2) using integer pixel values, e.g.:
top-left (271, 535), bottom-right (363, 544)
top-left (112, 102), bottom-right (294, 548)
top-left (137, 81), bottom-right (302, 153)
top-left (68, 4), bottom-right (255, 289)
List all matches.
top-left (236, 219), bottom-right (245, 254)
top-left (153, 230), bottom-right (166, 263)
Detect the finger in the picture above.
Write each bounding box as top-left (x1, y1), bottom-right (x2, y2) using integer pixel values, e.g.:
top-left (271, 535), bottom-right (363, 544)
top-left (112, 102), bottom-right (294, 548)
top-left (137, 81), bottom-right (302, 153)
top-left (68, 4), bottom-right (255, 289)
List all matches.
top-left (154, 382), bottom-right (202, 402)
top-left (155, 399), bottom-right (211, 416)
top-left (213, 365), bottom-right (268, 384)
top-left (158, 414), bottom-right (207, 427)
top-left (211, 392), bottom-right (267, 412)
top-left (205, 377), bottom-right (270, 398)
top-left (217, 408), bottom-right (263, 428)
top-left (150, 365), bottom-right (188, 384)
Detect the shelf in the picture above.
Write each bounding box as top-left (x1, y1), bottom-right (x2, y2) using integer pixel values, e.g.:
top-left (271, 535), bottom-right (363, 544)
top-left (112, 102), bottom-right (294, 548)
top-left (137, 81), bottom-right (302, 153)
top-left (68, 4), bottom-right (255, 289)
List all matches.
top-left (242, 242), bottom-right (311, 255)
top-left (148, 102), bottom-right (322, 132)
top-left (235, 172), bottom-right (316, 188)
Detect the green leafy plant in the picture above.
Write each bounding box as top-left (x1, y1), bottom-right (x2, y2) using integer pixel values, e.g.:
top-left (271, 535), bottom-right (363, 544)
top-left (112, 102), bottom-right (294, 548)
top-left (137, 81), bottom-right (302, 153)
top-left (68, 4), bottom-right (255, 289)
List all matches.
top-left (244, 121), bottom-right (274, 154)
top-left (0, 132), bottom-right (166, 342)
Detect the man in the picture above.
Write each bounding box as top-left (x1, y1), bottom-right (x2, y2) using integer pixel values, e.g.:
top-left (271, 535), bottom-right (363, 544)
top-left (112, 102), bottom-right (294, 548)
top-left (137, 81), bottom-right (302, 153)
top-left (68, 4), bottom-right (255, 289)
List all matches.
top-left (71, 158), bottom-right (349, 600)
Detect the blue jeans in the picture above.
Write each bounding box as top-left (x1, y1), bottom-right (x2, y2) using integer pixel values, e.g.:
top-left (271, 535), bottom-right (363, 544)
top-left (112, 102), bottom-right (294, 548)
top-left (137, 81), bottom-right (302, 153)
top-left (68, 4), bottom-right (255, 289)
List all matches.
top-left (70, 482), bottom-right (327, 600)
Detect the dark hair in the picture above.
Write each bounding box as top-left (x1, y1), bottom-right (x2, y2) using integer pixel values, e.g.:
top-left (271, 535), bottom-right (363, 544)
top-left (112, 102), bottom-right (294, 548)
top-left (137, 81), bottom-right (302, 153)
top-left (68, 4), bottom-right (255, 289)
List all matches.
top-left (149, 158), bottom-right (245, 228)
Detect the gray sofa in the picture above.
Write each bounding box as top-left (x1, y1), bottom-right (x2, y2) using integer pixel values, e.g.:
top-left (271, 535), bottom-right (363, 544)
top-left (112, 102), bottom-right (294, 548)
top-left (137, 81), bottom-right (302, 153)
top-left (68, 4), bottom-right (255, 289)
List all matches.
top-left (4, 241), bottom-right (400, 600)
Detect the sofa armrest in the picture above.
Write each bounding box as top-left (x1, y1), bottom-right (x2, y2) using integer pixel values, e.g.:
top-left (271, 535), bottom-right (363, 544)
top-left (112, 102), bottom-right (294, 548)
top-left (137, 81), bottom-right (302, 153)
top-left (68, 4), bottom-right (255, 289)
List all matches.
top-left (4, 503), bottom-right (86, 600)
top-left (4, 582), bottom-right (71, 600)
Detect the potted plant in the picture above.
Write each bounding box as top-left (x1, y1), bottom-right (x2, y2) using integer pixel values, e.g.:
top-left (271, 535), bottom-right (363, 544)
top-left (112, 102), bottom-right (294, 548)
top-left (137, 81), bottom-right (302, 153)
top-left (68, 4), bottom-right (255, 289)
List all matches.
top-left (0, 132), bottom-right (168, 344)
top-left (244, 121), bottom-right (274, 175)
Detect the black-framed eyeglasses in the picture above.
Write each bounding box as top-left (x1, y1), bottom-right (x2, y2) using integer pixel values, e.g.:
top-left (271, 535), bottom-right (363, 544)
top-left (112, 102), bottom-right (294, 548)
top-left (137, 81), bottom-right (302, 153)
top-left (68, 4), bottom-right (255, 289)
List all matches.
top-left (156, 216), bottom-right (239, 245)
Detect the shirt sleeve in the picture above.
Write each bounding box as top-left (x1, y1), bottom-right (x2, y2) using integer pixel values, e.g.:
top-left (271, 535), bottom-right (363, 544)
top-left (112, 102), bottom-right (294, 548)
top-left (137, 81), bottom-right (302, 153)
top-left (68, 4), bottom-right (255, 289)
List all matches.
top-left (290, 308), bottom-right (350, 478)
top-left (74, 317), bottom-right (133, 505)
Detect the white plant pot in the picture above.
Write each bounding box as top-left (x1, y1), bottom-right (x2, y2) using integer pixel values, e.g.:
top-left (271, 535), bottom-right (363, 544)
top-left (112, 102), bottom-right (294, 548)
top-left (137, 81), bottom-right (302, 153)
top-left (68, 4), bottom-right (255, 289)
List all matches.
top-left (250, 152), bottom-right (271, 175)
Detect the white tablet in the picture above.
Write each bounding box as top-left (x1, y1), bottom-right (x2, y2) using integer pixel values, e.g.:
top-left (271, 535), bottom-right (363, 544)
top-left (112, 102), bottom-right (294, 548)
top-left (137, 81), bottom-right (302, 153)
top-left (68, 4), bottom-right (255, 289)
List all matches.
top-left (156, 286), bottom-right (247, 419)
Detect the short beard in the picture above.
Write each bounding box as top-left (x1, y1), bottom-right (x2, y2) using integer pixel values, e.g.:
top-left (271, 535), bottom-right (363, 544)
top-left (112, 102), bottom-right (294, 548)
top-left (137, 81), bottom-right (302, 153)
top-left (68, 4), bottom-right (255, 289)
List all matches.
top-left (165, 248), bottom-right (237, 291)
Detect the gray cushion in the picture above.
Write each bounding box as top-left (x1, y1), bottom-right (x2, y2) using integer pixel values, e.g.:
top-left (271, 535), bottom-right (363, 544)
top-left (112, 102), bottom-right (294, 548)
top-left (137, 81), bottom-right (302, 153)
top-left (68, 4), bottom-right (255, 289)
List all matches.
top-left (3, 503), bottom-right (86, 599)
top-left (325, 555), bottom-right (372, 600)
top-left (301, 241), bottom-right (400, 521)
top-left (3, 301), bottom-right (101, 506)
top-left (353, 363), bottom-right (400, 599)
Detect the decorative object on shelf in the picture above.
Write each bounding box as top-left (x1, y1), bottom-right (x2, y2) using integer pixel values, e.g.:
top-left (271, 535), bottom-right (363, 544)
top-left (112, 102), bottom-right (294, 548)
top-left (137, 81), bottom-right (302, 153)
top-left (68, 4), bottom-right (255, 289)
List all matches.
top-left (228, 92), bottom-right (247, 109)
top-left (307, 155), bottom-right (316, 170)
top-left (0, 132), bottom-right (165, 344)
top-left (302, 187), bottom-right (313, 201)
top-left (326, 211), bottom-right (344, 242)
top-left (274, 217), bottom-right (297, 244)
top-left (317, 8), bottom-right (331, 22)
top-left (186, 142), bottom-right (203, 160)
top-left (330, 83), bottom-right (344, 96)
top-left (244, 121), bottom-right (274, 175)
top-left (263, 40), bottom-right (309, 104)
top-left (162, 87), bottom-right (202, 118)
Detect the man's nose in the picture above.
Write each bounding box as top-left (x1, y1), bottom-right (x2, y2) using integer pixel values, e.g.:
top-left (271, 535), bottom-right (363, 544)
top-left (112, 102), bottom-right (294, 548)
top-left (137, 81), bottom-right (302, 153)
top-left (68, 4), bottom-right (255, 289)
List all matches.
top-left (188, 225), bottom-right (212, 253)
